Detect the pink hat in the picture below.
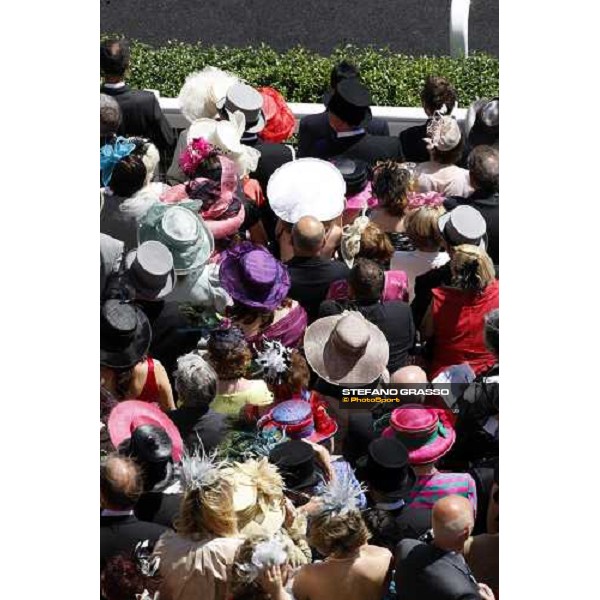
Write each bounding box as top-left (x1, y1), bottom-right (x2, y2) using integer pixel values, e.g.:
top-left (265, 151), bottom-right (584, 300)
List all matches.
top-left (382, 405), bottom-right (455, 465)
top-left (108, 400), bottom-right (184, 462)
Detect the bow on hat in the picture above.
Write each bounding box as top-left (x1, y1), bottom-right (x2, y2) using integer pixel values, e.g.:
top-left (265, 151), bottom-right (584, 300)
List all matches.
top-left (100, 137), bottom-right (136, 187)
top-left (407, 191), bottom-right (445, 210)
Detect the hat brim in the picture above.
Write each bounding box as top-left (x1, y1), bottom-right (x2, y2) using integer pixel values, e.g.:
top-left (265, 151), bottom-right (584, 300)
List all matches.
top-left (438, 212), bottom-right (487, 250)
top-left (219, 251), bottom-right (290, 310)
top-left (304, 314), bottom-right (389, 385)
top-left (260, 418), bottom-right (338, 444)
top-left (382, 426), bottom-right (457, 465)
top-left (100, 311), bottom-right (152, 370)
top-left (124, 251), bottom-right (177, 301)
top-left (356, 457), bottom-right (417, 499)
top-left (108, 400), bottom-right (184, 463)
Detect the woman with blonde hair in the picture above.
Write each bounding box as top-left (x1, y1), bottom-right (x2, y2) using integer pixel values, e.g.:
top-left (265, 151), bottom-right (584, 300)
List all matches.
top-left (420, 244), bottom-right (499, 379)
top-left (390, 192), bottom-right (450, 301)
top-left (368, 160), bottom-right (414, 252)
top-left (153, 450), bottom-right (242, 600)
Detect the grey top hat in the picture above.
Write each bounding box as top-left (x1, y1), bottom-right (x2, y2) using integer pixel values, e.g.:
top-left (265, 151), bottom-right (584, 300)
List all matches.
top-left (138, 203), bottom-right (215, 275)
top-left (438, 205), bottom-right (487, 249)
top-left (217, 83), bottom-right (265, 134)
top-left (125, 240), bottom-right (177, 301)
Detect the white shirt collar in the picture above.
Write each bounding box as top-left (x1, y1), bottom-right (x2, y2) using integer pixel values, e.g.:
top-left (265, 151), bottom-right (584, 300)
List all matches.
top-left (103, 82), bottom-right (126, 89)
top-left (336, 128), bottom-right (365, 139)
top-left (101, 508), bottom-right (134, 517)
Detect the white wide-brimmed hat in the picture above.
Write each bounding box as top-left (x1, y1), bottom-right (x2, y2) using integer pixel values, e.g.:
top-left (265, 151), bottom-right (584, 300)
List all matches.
top-left (187, 113), bottom-right (260, 177)
top-left (267, 158), bottom-right (346, 224)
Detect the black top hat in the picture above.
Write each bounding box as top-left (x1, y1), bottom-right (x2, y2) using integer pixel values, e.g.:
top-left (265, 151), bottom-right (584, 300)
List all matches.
top-left (357, 437), bottom-right (416, 499)
top-left (330, 158), bottom-right (369, 196)
top-left (269, 440), bottom-right (320, 491)
top-left (100, 300), bottom-right (152, 370)
top-left (327, 78), bottom-right (373, 128)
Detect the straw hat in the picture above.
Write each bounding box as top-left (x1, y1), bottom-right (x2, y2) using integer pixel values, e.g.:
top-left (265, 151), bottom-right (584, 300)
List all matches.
top-left (304, 311), bottom-right (389, 385)
top-left (267, 158), bottom-right (346, 224)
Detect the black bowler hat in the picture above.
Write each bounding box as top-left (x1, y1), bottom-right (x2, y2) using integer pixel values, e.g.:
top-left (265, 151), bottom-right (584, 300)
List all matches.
top-left (330, 158), bottom-right (369, 196)
top-left (100, 300), bottom-right (152, 369)
top-left (269, 440), bottom-right (320, 491)
top-left (327, 78), bottom-right (373, 128)
top-left (357, 437), bottom-right (417, 499)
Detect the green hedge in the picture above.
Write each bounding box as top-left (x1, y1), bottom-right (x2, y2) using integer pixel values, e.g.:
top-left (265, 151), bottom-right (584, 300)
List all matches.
top-left (102, 35), bottom-right (498, 107)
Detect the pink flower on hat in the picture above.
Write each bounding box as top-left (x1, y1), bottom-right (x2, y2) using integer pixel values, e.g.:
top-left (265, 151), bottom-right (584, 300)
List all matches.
top-left (407, 191), bottom-right (445, 210)
top-left (179, 137), bottom-right (216, 177)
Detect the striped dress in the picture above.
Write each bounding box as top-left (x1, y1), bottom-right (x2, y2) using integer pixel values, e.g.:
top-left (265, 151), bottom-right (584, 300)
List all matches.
top-left (407, 471), bottom-right (478, 514)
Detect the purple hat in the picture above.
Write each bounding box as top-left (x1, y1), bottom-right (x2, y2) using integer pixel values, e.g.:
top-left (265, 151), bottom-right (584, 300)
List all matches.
top-left (219, 241), bottom-right (290, 310)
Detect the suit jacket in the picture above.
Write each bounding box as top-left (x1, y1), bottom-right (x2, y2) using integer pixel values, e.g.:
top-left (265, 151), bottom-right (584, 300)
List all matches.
top-left (100, 233), bottom-right (124, 301)
top-left (134, 492), bottom-right (182, 529)
top-left (445, 192), bottom-right (499, 268)
top-left (298, 111), bottom-right (390, 158)
top-left (101, 84), bottom-right (175, 154)
top-left (395, 539), bottom-right (481, 600)
top-left (169, 406), bottom-right (230, 454)
top-left (100, 513), bottom-right (168, 568)
top-left (399, 121), bottom-right (431, 163)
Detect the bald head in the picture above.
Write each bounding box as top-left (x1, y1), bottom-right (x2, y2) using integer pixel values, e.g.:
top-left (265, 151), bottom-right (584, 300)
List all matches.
top-left (292, 216), bottom-right (325, 256)
top-left (391, 366), bottom-right (428, 385)
top-left (432, 495), bottom-right (474, 551)
top-left (100, 454), bottom-right (143, 510)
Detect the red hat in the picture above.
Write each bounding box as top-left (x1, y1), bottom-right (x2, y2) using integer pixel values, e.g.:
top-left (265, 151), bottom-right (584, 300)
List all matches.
top-left (258, 396), bottom-right (337, 444)
top-left (257, 87), bottom-right (296, 143)
top-left (382, 405), bottom-right (455, 465)
top-left (108, 400), bottom-right (184, 462)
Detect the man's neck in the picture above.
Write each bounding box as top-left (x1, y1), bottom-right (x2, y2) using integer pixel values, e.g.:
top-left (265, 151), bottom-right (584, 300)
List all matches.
top-left (293, 250), bottom-right (321, 259)
top-left (103, 76), bottom-right (124, 85)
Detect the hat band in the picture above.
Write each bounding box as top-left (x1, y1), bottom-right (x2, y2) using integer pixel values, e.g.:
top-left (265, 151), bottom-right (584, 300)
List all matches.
top-left (394, 421), bottom-right (447, 450)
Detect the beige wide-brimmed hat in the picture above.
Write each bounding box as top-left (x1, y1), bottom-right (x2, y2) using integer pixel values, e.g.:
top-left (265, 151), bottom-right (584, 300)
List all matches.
top-left (304, 311), bottom-right (389, 385)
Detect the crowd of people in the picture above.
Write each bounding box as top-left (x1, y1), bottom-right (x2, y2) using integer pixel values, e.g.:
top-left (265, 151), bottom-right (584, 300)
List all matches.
top-left (100, 37), bottom-right (499, 600)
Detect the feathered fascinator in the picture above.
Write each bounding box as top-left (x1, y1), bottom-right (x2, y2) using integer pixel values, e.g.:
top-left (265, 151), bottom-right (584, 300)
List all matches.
top-left (423, 109), bottom-right (462, 153)
top-left (254, 340), bottom-right (293, 383)
top-left (340, 215), bottom-right (370, 268)
top-left (236, 536), bottom-right (290, 583)
top-left (315, 465), bottom-right (367, 517)
top-left (406, 191), bottom-right (445, 210)
top-left (178, 446), bottom-right (229, 492)
top-left (178, 66), bottom-right (240, 123)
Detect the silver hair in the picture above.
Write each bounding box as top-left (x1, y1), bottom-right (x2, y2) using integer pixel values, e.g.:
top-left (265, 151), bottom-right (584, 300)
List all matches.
top-left (100, 94), bottom-right (121, 136)
top-left (174, 352), bottom-right (218, 408)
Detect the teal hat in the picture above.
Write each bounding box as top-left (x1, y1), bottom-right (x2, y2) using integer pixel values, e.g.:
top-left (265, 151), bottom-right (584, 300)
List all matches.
top-left (138, 203), bottom-right (214, 275)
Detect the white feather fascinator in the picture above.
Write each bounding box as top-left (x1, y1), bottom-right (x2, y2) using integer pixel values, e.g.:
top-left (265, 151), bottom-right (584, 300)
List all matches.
top-left (254, 340), bottom-right (292, 383)
top-left (178, 446), bottom-right (229, 492)
top-left (236, 535), bottom-right (290, 583)
top-left (316, 466), bottom-right (366, 517)
top-left (178, 66), bottom-right (241, 123)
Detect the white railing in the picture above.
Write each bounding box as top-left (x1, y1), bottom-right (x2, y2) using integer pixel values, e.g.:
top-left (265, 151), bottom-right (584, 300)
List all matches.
top-left (158, 97), bottom-right (467, 137)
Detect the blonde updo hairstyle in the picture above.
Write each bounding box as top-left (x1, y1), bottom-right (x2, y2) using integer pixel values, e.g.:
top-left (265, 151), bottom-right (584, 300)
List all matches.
top-left (404, 204), bottom-right (447, 251)
top-left (450, 244), bottom-right (495, 292)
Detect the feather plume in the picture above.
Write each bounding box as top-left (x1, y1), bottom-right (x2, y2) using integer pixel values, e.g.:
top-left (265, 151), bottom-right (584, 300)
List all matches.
top-left (236, 535), bottom-right (289, 583)
top-left (317, 466), bottom-right (367, 516)
top-left (254, 339), bottom-right (292, 383)
top-left (178, 445), bottom-right (229, 492)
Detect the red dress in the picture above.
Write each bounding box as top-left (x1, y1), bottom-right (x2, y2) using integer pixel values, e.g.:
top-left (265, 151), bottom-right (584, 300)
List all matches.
top-left (428, 280), bottom-right (499, 380)
top-left (137, 357), bottom-right (160, 403)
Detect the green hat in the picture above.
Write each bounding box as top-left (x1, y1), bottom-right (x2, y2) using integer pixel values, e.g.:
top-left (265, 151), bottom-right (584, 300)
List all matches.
top-left (138, 202), bottom-right (214, 275)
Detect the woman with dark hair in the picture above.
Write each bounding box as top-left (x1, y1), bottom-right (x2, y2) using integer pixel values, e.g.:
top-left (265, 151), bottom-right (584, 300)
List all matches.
top-left (101, 136), bottom-right (169, 249)
top-left (420, 245), bottom-right (499, 380)
top-left (206, 325), bottom-right (274, 418)
top-left (101, 545), bottom-right (161, 600)
top-left (368, 161), bottom-right (415, 252)
top-left (415, 115), bottom-right (473, 198)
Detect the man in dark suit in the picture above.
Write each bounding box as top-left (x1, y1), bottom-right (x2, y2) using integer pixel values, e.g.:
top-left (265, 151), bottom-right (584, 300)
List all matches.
top-left (395, 495), bottom-right (496, 600)
top-left (286, 216), bottom-right (350, 322)
top-left (100, 455), bottom-right (168, 569)
top-left (445, 146), bottom-right (499, 268)
top-left (297, 78), bottom-right (402, 165)
top-left (298, 61), bottom-right (389, 157)
top-left (399, 76), bottom-right (457, 164)
top-left (100, 38), bottom-right (174, 155)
